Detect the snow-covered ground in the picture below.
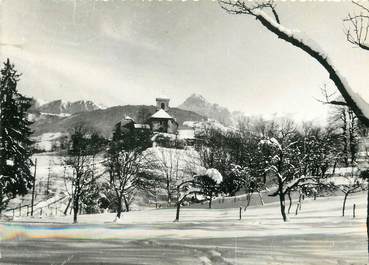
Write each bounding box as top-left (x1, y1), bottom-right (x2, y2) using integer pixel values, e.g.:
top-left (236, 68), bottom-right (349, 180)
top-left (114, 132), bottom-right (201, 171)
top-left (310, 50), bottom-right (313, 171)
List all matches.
top-left (32, 132), bottom-right (68, 152)
top-left (1, 192), bottom-right (368, 264)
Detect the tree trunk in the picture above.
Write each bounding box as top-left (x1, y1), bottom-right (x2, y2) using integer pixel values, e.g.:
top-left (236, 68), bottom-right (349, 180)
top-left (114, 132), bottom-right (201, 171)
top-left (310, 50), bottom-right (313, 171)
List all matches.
top-left (342, 192), bottom-right (349, 217)
top-left (166, 180), bottom-right (171, 206)
top-left (73, 198), bottom-right (79, 223)
top-left (279, 192), bottom-right (287, 221)
top-left (295, 202), bottom-right (300, 216)
top-left (277, 178), bottom-right (287, 222)
top-left (332, 159), bottom-right (338, 175)
top-left (174, 202), bottom-right (181, 222)
top-left (208, 198), bottom-right (212, 209)
top-left (116, 197), bottom-right (123, 219)
top-left (258, 192), bottom-right (264, 206)
top-left (123, 195), bottom-right (130, 212)
top-left (244, 193), bottom-right (252, 212)
top-left (287, 192), bottom-right (292, 214)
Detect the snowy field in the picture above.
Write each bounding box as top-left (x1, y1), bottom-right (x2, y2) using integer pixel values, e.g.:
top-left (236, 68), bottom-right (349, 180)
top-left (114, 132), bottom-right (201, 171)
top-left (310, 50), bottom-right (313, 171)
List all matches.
top-left (1, 192), bottom-right (368, 264)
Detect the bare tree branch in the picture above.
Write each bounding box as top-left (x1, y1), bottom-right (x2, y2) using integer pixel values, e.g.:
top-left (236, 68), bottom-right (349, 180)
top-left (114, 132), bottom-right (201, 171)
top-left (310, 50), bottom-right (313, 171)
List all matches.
top-left (344, 2), bottom-right (369, 51)
top-left (219, 0), bottom-right (369, 126)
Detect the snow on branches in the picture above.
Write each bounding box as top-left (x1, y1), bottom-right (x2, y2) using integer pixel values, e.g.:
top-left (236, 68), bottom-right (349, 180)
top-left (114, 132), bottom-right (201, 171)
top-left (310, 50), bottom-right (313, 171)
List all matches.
top-left (219, 0), bottom-right (369, 126)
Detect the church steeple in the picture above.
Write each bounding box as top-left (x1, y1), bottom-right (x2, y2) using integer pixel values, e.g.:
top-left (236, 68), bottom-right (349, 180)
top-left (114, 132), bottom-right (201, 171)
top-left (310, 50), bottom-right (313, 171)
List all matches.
top-left (156, 96), bottom-right (170, 112)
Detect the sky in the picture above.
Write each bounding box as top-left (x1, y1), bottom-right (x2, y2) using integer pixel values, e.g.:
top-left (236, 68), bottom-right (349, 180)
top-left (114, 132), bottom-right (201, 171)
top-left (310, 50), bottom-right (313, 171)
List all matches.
top-left (1, 0), bottom-right (369, 122)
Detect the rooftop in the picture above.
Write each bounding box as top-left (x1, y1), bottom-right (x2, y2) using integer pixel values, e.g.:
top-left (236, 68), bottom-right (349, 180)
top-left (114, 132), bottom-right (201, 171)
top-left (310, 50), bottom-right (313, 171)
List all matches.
top-left (150, 109), bottom-right (173, 119)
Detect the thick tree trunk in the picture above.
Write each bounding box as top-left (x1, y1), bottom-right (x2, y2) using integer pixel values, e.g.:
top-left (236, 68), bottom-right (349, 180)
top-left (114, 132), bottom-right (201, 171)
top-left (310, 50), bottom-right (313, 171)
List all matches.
top-left (116, 198), bottom-right (123, 219)
top-left (174, 202), bottom-right (181, 222)
top-left (277, 178), bottom-right (287, 221)
top-left (73, 198), bottom-right (79, 224)
top-left (342, 192), bottom-right (349, 217)
top-left (279, 193), bottom-right (287, 221)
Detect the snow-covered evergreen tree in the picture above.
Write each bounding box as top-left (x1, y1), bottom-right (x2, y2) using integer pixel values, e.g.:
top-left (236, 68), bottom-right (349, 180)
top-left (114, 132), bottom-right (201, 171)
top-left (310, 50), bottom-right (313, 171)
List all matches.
top-left (0, 59), bottom-right (33, 212)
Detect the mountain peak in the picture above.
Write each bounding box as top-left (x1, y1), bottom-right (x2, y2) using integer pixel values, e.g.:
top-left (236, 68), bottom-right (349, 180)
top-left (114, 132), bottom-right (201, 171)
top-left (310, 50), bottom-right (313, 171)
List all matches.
top-left (188, 93), bottom-right (207, 102)
top-left (178, 94), bottom-right (232, 125)
top-left (37, 99), bottom-right (101, 115)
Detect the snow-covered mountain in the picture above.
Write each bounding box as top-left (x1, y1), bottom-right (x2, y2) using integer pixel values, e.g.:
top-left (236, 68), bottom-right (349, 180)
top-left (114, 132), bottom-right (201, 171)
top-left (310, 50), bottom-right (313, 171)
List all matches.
top-left (37, 100), bottom-right (101, 115)
top-left (178, 94), bottom-right (232, 125)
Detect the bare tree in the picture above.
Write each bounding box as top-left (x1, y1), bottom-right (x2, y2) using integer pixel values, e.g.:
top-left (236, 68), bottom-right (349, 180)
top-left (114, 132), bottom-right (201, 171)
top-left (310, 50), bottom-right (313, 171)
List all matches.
top-left (195, 169), bottom-right (223, 209)
top-left (105, 123), bottom-right (153, 219)
top-left (145, 148), bottom-right (183, 206)
top-left (64, 125), bottom-right (105, 223)
top-left (230, 164), bottom-right (264, 212)
top-left (258, 119), bottom-right (308, 221)
top-left (144, 147), bottom-right (216, 221)
top-left (335, 172), bottom-right (366, 217)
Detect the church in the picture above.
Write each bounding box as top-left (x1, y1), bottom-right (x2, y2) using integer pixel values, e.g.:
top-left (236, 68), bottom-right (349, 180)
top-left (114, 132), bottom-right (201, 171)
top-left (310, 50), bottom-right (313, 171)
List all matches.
top-left (147, 96), bottom-right (178, 134)
top-left (116, 96), bottom-right (195, 147)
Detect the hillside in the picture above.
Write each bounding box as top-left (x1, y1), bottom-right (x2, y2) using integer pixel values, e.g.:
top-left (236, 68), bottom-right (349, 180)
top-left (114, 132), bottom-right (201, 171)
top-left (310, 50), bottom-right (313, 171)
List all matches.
top-left (31, 105), bottom-right (206, 137)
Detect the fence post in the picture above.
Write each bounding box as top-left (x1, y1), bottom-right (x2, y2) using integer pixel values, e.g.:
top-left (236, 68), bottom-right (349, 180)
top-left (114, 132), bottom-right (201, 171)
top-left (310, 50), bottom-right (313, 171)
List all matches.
top-left (353, 204), bottom-right (356, 218)
top-left (239, 207), bottom-right (242, 220)
top-left (31, 158), bottom-right (37, 217)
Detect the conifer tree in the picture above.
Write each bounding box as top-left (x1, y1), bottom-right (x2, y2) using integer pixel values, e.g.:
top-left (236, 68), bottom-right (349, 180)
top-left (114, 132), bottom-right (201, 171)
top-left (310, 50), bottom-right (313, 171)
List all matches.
top-left (0, 59), bottom-right (33, 212)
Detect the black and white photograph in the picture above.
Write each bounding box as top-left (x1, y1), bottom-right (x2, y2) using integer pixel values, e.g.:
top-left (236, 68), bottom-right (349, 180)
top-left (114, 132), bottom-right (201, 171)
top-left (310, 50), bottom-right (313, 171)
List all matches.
top-left (1, 0), bottom-right (369, 264)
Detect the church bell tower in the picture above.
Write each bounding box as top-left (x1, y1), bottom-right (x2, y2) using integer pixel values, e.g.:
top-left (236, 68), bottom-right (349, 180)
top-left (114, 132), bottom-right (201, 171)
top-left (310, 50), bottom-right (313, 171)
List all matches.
top-left (156, 96), bottom-right (170, 112)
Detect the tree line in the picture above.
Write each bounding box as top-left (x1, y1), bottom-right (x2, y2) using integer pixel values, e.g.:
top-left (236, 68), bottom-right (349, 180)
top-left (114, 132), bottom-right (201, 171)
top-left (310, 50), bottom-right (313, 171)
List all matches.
top-left (0, 58), bottom-right (367, 225)
top-left (60, 107), bottom-right (368, 223)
